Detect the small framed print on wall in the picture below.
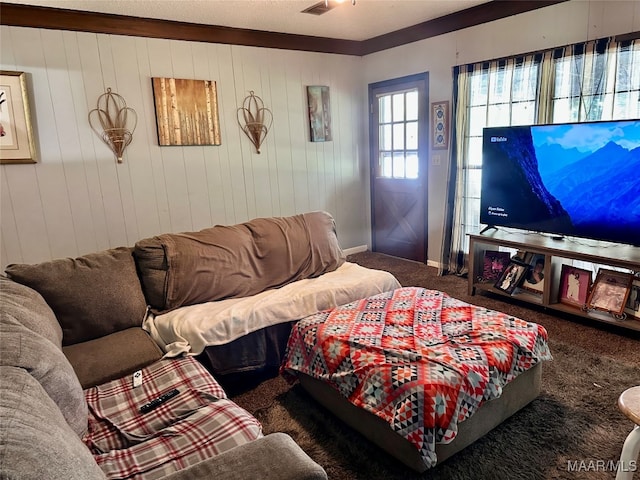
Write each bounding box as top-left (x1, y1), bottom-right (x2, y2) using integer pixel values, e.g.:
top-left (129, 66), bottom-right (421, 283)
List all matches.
top-left (0, 71), bottom-right (37, 164)
top-left (307, 86), bottom-right (332, 142)
top-left (431, 101), bottom-right (449, 150)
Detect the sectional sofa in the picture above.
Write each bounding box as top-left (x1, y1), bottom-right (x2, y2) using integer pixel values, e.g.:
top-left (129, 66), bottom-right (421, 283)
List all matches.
top-left (0, 211), bottom-right (399, 479)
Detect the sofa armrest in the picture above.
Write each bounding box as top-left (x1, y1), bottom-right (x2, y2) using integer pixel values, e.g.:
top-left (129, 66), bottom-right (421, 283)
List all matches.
top-left (63, 328), bottom-right (163, 389)
top-left (161, 433), bottom-right (327, 480)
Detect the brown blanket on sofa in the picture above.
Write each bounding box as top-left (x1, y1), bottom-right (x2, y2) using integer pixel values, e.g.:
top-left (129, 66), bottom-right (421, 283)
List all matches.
top-left (135, 211), bottom-right (345, 313)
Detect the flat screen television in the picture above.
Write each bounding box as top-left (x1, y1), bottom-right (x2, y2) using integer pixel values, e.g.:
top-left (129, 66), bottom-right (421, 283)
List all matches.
top-left (480, 119), bottom-right (640, 247)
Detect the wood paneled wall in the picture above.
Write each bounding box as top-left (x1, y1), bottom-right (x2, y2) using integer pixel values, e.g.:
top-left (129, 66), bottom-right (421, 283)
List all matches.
top-left (0, 26), bottom-right (365, 269)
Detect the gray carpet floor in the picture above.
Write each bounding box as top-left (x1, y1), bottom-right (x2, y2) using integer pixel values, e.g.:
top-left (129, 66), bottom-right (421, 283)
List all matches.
top-left (230, 252), bottom-right (640, 480)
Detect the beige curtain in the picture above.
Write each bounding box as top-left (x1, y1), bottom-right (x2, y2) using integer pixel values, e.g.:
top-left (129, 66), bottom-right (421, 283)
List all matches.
top-left (440, 65), bottom-right (471, 275)
top-left (441, 56), bottom-right (539, 275)
top-left (537, 50), bottom-right (555, 124)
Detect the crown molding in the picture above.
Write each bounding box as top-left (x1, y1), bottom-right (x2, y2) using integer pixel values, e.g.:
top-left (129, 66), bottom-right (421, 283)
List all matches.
top-left (361, 0), bottom-right (568, 55)
top-left (0, 1), bottom-right (568, 56)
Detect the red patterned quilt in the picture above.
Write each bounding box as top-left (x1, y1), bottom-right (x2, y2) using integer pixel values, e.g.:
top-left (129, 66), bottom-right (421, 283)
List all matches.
top-left (281, 287), bottom-right (552, 468)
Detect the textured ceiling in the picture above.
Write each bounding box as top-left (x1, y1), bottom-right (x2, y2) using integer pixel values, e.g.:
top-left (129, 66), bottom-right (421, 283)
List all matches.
top-left (1, 0), bottom-right (490, 41)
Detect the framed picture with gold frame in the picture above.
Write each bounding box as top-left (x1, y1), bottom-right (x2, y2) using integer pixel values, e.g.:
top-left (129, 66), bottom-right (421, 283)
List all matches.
top-left (0, 71), bottom-right (37, 164)
top-left (587, 269), bottom-right (633, 316)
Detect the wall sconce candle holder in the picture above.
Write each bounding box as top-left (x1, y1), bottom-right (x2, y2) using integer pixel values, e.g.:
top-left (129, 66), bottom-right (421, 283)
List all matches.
top-left (237, 91), bottom-right (272, 154)
top-left (89, 88), bottom-right (137, 163)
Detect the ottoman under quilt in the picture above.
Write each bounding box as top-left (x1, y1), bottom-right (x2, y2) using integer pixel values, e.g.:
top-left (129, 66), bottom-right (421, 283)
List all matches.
top-left (281, 287), bottom-right (552, 471)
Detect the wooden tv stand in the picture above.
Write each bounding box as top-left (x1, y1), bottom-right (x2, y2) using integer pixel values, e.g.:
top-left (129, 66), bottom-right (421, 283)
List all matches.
top-left (468, 229), bottom-right (640, 333)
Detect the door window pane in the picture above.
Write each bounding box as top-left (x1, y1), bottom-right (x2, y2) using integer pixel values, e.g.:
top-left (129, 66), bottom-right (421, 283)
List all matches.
top-left (376, 89), bottom-right (421, 179)
top-left (393, 123), bottom-right (405, 150)
top-left (379, 96), bottom-right (392, 123)
top-left (380, 152), bottom-right (392, 177)
top-left (393, 152), bottom-right (405, 178)
top-left (406, 91), bottom-right (418, 120)
top-left (406, 121), bottom-right (418, 150)
top-left (406, 152), bottom-right (419, 179)
top-left (392, 94), bottom-right (404, 121)
top-left (380, 124), bottom-right (392, 151)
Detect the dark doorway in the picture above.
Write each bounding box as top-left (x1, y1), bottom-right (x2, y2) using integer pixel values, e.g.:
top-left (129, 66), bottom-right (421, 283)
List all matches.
top-left (369, 73), bottom-right (429, 263)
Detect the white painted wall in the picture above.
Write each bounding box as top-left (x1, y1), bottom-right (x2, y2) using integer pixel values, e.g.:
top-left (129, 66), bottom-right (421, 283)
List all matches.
top-left (1, 1), bottom-right (637, 270)
top-left (362, 0), bottom-right (640, 265)
top-left (0, 27), bottom-right (366, 269)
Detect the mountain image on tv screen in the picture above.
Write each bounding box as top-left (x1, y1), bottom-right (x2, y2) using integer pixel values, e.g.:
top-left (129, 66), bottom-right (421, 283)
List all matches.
top-left (480, 119), bottom-right (640, 246)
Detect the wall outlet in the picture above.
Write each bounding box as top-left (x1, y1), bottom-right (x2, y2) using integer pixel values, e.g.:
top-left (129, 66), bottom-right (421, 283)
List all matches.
top-left (432, 155), bottom-right (441, 165)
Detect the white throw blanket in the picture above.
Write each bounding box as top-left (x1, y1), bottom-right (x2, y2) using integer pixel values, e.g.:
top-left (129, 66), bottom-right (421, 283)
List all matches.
top-left (143, 262), bottom-right (401, 357)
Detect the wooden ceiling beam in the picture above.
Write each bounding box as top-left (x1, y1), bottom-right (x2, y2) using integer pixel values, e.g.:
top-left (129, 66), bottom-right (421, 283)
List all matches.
top-left (0, 1), bottom-right (569, 56)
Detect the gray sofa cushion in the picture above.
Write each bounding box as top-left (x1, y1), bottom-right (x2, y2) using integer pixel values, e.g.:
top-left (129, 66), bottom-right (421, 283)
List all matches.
top-left (161, 433), bottom-right (327, 480)
top-left (0, 366), bottom-right (105, 480)
top-left (63, 327), bottom-right (163, 389)
top-left (131, 236), bottom-right (168, 311)
top-left (0, 314), bottom-right (87, 437)
top-left (0, 275), bottom-right (63, 348)
top-left (5, 247), bottom-right (148, 346)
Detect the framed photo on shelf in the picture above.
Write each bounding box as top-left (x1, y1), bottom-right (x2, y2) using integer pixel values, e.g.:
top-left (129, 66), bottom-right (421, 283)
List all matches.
top-left (558, 265), bottom-right (592, 308)
top-left (520, 253), bottom-right (545, 295)
top-left (513, 250), bottom-right (533, 264)
top-left (494, 259), bottom-right (528, 295)
top-left (481, 250), bottom-right (511, 282)
top-left (587, 269), bottom-right (634, 316)
top-left (624, 279), bottom-right (640, 320)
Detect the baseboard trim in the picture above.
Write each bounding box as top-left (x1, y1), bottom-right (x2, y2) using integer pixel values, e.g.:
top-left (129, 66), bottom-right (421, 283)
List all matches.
top-left (344, 247), bottom-right (443, 271)
top-left (343, 245), bottom-right (368, 255)
top-left (427, 260), bottom-right (442, 269)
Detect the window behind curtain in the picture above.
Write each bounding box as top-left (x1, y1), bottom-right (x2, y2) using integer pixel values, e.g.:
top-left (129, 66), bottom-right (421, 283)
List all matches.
top-left (457, 56), bottom-right (541, 254)
top-left (552, 39), bottom-right (640, 122)
top-left (448, 38), bottom-right (639, 272)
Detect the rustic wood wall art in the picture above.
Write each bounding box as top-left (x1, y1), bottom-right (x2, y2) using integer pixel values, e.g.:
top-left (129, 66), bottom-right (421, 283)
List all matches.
top-left (152, 77), bottom-right (221, 146)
